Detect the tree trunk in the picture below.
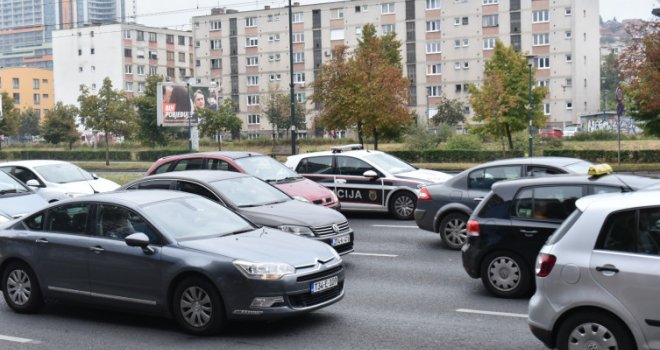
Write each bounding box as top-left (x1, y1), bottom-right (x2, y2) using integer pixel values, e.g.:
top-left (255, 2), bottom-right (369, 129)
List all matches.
top-left (357, 120), bottom-right (364, 146)
top-left (504, 123), bottom-right (514, 151)
top-left (104, 129), bottom-right (110, 166)
top-left (373, 128), bottom-right (378, 150)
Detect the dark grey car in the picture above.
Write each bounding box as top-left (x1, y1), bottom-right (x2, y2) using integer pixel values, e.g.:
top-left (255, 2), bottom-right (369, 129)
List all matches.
top-left (0, 190), bottom-right (345, 335)
top-left (414, 157), bottom-right (592, 250)
top-left (120, 171), bottom-right (354, 255)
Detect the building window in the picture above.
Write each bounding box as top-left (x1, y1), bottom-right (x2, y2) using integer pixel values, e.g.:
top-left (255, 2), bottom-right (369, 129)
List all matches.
top-left (42, 79), bottom-right (48, 83)
top-left (565, 79), bottom-right (572, 87)
top-left (267, 13), bottom-right (280, 22)
top-left (426, 0), bottom-right (440, 9)
top-left (33, 94), bottom-right (40, 105)
top-left (565, 54), bottom-right (572, 62)
top-left (454, 39), bottom-right (461, 48)
top-left (426, 20), bottom-right (441, 32)
top-left (78, 67), bottom-right (83, 73)
top-left (381, 3), bottom-right (395, 14)
top-left (245, 16), bottom-right (257, 27)
top-left (247, 114), bottom-right (260, 124)
top-left (293, 52), bottom-right (305, 63)
top-left (533, 33), bottom-right (549, 46)
top-left (247, 95), bottom-right (260, 105)
top-left (137, 82), bottom-right (145, 93)
top-left (148, 32), bottom-right (157, 42)
top-left (483, 37), bottom-right (496, 49)
top-left (292, 32), bottom-right (304, 43)
top-left (136, 49), bottom-right (145, 59)
top-left (268, 33), bottom-right (280, 42)
top-left (124, 65), bottom-right (132, 74)
top-left (246, 37), bottom-right (258, 47)
top-left (178, 52), bottom-right (186, 62)
top-left (124, 48), bottom-right (132, 57)
top-left (532, 10), bottom-right (549, 23)
top-left (544, 103), bottom-right (551, 115)
top-left (428, 86), bottom-right (442, 97)
top-left (78, 49), bottom-right (82, 56)
top-left (295, 92), bottom-right (306, 103)
top-left (247, 75), bottom-right (259, 86)
top-left (463, 39), bottom-right (469, 47)
top-left (210, 21), bottom-right (221, 30)
top-left (195, 59), bottom-right (201, 67)
top-left (355, 5), bottom-right (368, 12)
top-left (137, 65), bottom-right (145, 75)
top-left (149, 50), bottom-right (158, 60)
top-left (330, 8), bottom-right (345, 19)
top-left (454, 62), bottom-right (461, 70)
top-left (463, 61), bottom-right (470, 69)
top-left (167, 68), bottom-right (175, 78)
top-left (426, 41), bottom-right (441, 53)
top-left (149, 66), bottom-right (158, 75)
top-left (565, 7), bottom-right (572, 16)
top-left (536, 57), bottom-right (550, 69)
top-left (211, 39), bottom-right (221, 50)
top-left (42, 93), bottom-right (49, 99)
top-left (178, 35), bottom-right (186, 45)
top-left (426, 64), bottom-right (441, 75)
top-left (482, 14), bottom-right (498, 27)
top-left (269, 73), bottom-right (281, 81)
top-left (136, 31), bottom-right (144, 41)
top-left (166, 34), bottom-right (174, 44)
top-left (33, 79), bottom-right (39, 89)
top-left (268, 53), bottom-right (281, 62)
top-left (166, 51), bottom-right (174, 61)
top-left (382, 24), bottom-right (395, 34)
top-left (208, 58), bottom-right (220, 69)
top-left (293, 72), bottom-right (305, 84)
top-left (565, 31), bottom-right (572, 39)
top-left (125, 82), bottom-right (133, 91)
top-left (292, 12), bottom-right (303, 23)
top-left (537, 79), bottom-right (549, 87)
top-left (566, 101), bottom-right (573, 110)
top-left (13, 93), bottom-right (20, 104)
top-left (123, 30), bottom-right (131, 39)
top-left (330, 29), bottom-right (345, 40)
top-left (482, 0), bottom-right (498, 4)
top-left (90, 48), bottom-right (95, 54)
top-left (246, 56), bottom-right (259, 66)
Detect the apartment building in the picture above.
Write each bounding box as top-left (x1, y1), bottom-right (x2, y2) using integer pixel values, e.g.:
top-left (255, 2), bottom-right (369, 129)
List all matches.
top-left (53, 23), bottom-right (193, 106)
top-left (0, 67), bottom-right (55, 118)
top-left (192, 0), bottom-right (600, 136)
top-left (0, 0), bottom-right (128, 69)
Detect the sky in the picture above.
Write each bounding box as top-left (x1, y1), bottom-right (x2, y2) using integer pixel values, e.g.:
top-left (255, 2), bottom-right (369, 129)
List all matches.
top-left (133, 0), bottom-right (658, 29)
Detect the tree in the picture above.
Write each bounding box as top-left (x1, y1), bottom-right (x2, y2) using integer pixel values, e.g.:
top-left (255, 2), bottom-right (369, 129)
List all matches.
top-left (601, 52), bottom-right (619, 111)
top-left (262, 91), bottom-right (307, 139)
top-left (469, 40), bottom-right (547, 151)
top-left (18, 108), bottom-right (41, 143)
top-left (135, 75), bottom-right (171, 147)
top-left (197, 99), bottom-right (242, 150)
top-left (41, 102), bottom-right (80, 150)
top-left (619, 20), bottom-right (660, 137)
top-left (78, 77), bottom-right (137, 165)
top-left (430, 97), bottom-right (466, 126)
top-left (0, 92), bottom-right (20, 151)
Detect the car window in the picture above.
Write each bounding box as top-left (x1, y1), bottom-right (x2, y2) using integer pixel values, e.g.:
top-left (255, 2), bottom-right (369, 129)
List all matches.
top-left (526, 166), bottom-right (564, 177)
top-left (235, 155), bottom-right (300, 181)
top-left (596, 210), bottom-right (637, 253)
top-left (511, 186), bottom-right (583, 221)
top-left (23, 212), bottom-right (45, 231)
top-left (337, 156), bottom-right (374, 176)
top-left (177, 181), bottom-right (219, 202)
top-left (362, 153), bottom-right (415, 174)
top-left (153, 162), bottom-right (172, 174)
top-left (468, 166), bottom-right (522, 190)
top-left (638, 207), bottom-right (660, 255)
top-left (547, 209), bottom-right (583, 244)
top-left (130, 179), bottom-right (173, 190)
top-left (96, 204), bottom-right (160, 243)
top-left (35, 163), bottom-right (93, 183)
top-left (207, 159), bottom-right (238, 172)
top-left (0, 171), bottom-right (31, 193)
top-left (297, 156), bottom-right (334, 174)
top-left (12, 167), bottom-right (40, 184)
top-left (47, 203), bottom-right (91, 234)
top-left (210, 177), bottom-right (290, 207)
top-left (592, 185), bottom-right (622, 195)
top-left (172, 158), bottom-right (205, 171)
top-left (476, 193), bottom-right (509, 219)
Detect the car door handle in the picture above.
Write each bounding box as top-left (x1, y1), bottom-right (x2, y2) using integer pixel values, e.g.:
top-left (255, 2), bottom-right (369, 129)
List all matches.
top-left (473, 197), bottom-right (484, 202)
top-left (89, 246), bottom-right (105, 253)
top-left (596, 265), bottom-right (619, 274)
top-left (520, 229), bottom-right (538, 237)
top-left (335, 179), bottom-right (346, 184)
top-left (35, 238), bottom-right (49, 244)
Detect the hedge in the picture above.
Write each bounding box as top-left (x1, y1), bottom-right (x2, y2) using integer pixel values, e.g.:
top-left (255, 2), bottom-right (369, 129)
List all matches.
top-left (389, 150), bottom-right (525, 163)
top-left (0, 150), bottom-right (131, 161)
top-left (543, 149), bottom-right (660, 163)
top-left (135, 149), bottom-right (190, 162)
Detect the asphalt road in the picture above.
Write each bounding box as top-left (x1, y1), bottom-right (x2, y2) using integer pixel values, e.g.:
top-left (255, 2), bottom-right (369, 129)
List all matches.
top-left (0, 213), bottom-right (545, 350)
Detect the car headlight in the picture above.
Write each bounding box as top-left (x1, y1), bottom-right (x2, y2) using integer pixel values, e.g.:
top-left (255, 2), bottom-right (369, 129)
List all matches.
top-left (278, 225), bottom-right (314, 236)
top-left (233, 260), bottom-right (295, 280)
top-left (292, 195), bottom-right (310, 203)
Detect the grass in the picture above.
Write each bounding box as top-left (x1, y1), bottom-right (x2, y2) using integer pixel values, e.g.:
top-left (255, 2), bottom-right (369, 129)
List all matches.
top-left (98, 172), bottom-right (144, 186)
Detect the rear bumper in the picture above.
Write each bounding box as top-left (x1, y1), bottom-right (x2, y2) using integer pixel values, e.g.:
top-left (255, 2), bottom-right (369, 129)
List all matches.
top-left (414, 209), bottom-right (435, 232)
top-left (461, 242), bottom-right (481, 278)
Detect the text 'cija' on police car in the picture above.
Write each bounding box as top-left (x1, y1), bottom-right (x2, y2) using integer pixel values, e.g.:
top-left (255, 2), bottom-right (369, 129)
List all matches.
top-left (285, 145), bottom-right (452, 220)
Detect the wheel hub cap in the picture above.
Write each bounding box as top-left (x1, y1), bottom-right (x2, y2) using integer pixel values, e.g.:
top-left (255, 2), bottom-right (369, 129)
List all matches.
top-left (7, 270), bottom-right (31, 306)
top-left (180, 286), bottom-right (212, 328)
top-left (568, 322), bottom-right (618, 350)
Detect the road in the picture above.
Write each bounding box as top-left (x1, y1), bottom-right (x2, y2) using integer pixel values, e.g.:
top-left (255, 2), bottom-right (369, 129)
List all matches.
top-left (0, 213), bottom-right (544, 350)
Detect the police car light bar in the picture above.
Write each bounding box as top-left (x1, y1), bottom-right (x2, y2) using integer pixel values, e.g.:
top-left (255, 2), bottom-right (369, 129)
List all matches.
top-left (331, 144), bottom-right (364, 153)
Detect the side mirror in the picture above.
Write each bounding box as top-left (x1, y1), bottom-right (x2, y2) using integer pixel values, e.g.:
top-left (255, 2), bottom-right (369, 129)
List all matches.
top-left (90, 172), bottom-right (99, 180)
top-left (125, 232), bottom-right (154, 254)
top-left (363, 170), bottom-right (378, 178)
top-left (26, 179), bottom-right (41, 187)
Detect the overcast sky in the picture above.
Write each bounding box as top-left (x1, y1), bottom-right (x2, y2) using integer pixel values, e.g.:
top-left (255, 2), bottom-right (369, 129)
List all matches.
top-left (133, 0), bottom-right (658, 29)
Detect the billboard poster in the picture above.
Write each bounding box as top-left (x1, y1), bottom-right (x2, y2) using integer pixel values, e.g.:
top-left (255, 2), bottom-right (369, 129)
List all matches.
top-left (157, 82), bottom-right (220, 127)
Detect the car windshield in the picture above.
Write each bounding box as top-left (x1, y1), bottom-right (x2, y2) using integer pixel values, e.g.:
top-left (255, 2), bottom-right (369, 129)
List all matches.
top-left (234, 155), bottom-right (301, 182)
top-left (35, 163), bottom-right (93, 183)
top-left (210, 177), bottom-right (291, 207)
top-left (141, 196), bottom-right (254, 240)
top-left (563, 160), bottom-right (593, 174)
top-left (363, 153), bottom-right (416, 174)
top-left (0, 172), bottom-right (30, 194)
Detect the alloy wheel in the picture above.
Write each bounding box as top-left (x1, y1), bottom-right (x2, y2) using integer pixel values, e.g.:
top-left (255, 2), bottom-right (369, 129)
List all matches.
top-left (393, 194), bottom-right (414, 219)
top-left (443, 218), bottom-right (467, 247)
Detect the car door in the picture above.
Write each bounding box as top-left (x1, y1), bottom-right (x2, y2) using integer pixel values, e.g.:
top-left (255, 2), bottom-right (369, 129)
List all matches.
top-left (467, 165), bottom-right (522, 206)
top-left (508, 185), bottom-right (583, 265)
top-left (294, 156), bottom-right (336, 192)
top-left (29, 203), bottom-right (92, 296)
top-left (87, 204), bottom-right (163, 307)
top-left (591, 207), bottom-right (660, 349)
top-left (335, 156), bottom-right (385, 210)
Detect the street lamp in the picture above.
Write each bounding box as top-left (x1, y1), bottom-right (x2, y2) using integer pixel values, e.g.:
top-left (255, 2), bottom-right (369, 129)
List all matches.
top-left (525, 55), bottom-right (536, 158)
top-left (184, 76), bottom-right (195, 152)
top-left (288, 0), bottom-right (297, 155)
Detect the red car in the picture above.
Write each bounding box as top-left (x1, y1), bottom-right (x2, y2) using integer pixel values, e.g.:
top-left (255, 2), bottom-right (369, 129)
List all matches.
top-left (146, 152), bottom-right (340, 209)
top-left (539, 128), bottom-right (563, 138)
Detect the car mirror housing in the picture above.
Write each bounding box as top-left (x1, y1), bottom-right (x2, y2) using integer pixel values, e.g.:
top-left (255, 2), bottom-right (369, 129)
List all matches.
top-left (26, 179), bottom-right (41, 187)
top-left (363, 170), bottom-right (378, 178)
top-left (125, 232), bottom-right (150, 248)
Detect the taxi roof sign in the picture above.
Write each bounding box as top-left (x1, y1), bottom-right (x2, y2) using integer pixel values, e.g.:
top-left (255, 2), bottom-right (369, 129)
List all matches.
top-left (331, 144), bottom-right (363, 153)
top-left (588, 164), bottom-right (614, 176)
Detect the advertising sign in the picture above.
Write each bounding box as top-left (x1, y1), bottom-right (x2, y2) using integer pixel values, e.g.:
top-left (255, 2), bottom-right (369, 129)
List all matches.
top-left (157, 82), bottom-right (220, 127)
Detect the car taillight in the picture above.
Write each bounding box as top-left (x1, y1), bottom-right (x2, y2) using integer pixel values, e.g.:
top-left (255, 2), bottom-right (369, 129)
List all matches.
top-left (466, 220), bottom-right (480, 237)
top-left (535, 253), bottom-right (557, 277)
top-left (418, 187), bottom-right (432, 201)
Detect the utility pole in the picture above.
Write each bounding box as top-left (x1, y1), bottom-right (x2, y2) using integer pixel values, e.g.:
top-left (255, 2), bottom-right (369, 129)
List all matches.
top-left (288, 0), bottom-right (297, 155)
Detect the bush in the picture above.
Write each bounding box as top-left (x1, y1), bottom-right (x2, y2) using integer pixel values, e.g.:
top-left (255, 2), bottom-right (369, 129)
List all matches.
top-left (0, 150), bottom-right (131, 161)
top-left (389, 150), bottom-right (523, 163)
top-left (135, 149), bottom-right (189, 162)
top-left (572, 130), bottom-right (617, 141)
top-left (445, 134), bottom-right (484, 151)
top-left (404, 127), bottom-right (441, 150)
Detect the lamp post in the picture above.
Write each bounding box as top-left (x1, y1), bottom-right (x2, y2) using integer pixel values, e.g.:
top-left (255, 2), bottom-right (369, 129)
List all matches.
top-left (525, 55), bottom-right (535, 158)
top-left (288, 0), bottom-right (297, 155)
top-left (186, 82), bottom-right (192, 152)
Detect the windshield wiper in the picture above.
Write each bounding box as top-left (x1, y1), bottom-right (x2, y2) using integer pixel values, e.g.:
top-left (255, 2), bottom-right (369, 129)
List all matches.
top-left (0, 189), bottom-right (17, 195)
top-left (228, 228), bottom-right (255, 235)
top-left (237, 204), bottom-right (261, 208)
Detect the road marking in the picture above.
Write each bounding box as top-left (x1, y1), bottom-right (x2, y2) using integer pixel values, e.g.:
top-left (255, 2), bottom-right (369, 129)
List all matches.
top-left (351, 252), bottom-right (398, 258)
top-left (0, 334), bottom-right (40, 344)
top-left (371, 225), bottom-right (419, 228)
top-left (456, 308), bottom-right (527, 318)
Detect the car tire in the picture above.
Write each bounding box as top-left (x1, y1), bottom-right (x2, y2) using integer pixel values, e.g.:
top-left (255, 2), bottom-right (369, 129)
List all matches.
top-left (438, 213), bottom-right (468, 250)
top-left (480, 252), bottom-right (531, 298)
top-left (1, 261), bottom-right (44, 313)
top-left (556, 311), bottom-right (635, 350)
top-left (389, 191), bottom-right (416, 220)
top-left (172, 276), bottom-right (225, 335)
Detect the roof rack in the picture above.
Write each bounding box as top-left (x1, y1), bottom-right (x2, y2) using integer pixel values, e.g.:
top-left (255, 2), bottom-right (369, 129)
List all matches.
top-left (331, 144), bottom-right (363, 153)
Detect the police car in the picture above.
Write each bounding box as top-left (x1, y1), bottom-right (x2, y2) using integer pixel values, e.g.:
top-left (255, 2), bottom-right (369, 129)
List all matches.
top-left (285, 145), bottom-right (452, 220)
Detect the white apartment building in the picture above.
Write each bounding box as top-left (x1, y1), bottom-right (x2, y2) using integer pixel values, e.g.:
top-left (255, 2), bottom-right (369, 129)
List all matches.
top-left (192, 0), bottom-right (600, 136)
top-left (53, 23), bottom-right (193, 106)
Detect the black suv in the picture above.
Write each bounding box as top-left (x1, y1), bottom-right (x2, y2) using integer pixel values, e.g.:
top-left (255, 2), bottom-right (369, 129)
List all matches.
top-left (461, 173), bottom-right (659, 298)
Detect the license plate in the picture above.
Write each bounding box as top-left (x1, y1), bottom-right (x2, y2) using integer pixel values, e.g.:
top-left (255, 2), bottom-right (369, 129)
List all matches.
top-left (310, 276), bottom-right (338, 294)
top-left (332, 234), bottom-right (351, 247)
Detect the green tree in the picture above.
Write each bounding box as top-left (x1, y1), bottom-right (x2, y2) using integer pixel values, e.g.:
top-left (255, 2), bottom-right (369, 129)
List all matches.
top-left (469, 40), bottom-right (547, 151)
top-left (18, 107), bottom-right (41, 143)
top-left (197, 99), bottom-right (242, 150)
top-left (0, 92), bottom-right (20, 150)
top-left (41, 102), bottom-right (80, 150)
top-left (135, 75), bottom-right (171, 146)
top-left (601, 52), bottom-right (619, 111)
top-left (430, 97), bottom-right (466, 126)
top-left (78, 77), bottom-right (137, 165)
top-left (263, 91), bottom-right (307, 139)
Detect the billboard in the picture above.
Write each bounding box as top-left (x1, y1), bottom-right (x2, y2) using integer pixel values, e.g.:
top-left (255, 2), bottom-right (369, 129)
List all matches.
top-left (157, 82), bottom-right (220, 127)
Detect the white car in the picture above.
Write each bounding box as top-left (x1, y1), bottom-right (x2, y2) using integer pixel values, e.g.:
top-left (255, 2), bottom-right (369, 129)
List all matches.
top-left (0, 160), bottom-right (120, 202)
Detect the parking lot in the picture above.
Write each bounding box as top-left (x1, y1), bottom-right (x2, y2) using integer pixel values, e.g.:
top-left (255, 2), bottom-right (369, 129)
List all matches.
top-left (0, 213), bottom-right (543, 350)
